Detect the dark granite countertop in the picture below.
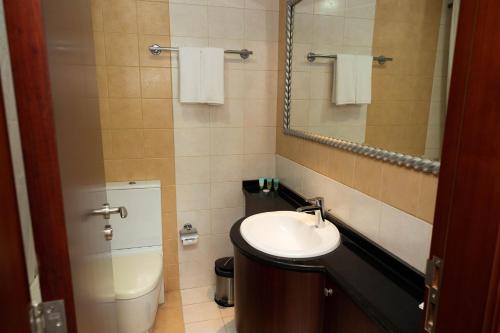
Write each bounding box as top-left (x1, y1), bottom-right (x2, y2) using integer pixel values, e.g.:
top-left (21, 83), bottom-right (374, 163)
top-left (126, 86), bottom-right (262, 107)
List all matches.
top-left (230, 181), bottom-right (425, 333)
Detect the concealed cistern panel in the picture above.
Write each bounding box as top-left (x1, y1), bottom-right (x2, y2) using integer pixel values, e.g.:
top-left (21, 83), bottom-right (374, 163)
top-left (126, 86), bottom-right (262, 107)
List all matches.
top-left (106, 181), bottom-right (162, 250)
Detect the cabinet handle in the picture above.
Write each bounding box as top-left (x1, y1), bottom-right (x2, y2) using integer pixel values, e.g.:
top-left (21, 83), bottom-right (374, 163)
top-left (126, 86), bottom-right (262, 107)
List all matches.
top-left (324, 288), bottom-right (334, 297)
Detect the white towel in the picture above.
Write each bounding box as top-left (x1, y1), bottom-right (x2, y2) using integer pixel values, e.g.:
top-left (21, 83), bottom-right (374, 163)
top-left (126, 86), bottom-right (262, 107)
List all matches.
top-left (355, 55), bottom-right (372, 104)
top-left (179, 47), bottom-right (225, 104)
top-left (201, 48), bottom-right (224, 105)
top-left (179, 47), bottom-right (202, 103)
top-left (333, 54), bottom-right (356, 105)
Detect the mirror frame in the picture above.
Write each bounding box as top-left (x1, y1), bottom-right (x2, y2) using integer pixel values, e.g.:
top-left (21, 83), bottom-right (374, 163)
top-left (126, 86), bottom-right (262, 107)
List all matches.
top-left (282, 0), bottom-right (440, 175)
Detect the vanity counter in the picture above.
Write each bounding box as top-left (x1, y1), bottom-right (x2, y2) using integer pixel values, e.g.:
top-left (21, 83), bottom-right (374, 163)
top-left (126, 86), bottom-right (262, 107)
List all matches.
top-left (230, 181), bottom-right (425, 333)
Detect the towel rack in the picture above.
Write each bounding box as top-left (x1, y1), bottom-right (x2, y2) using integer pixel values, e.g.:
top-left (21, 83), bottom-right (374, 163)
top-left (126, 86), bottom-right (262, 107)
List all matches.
top-left (306, 52), bottom-right (393, 65)
top-left (149, 44), bottom-right (253, 59)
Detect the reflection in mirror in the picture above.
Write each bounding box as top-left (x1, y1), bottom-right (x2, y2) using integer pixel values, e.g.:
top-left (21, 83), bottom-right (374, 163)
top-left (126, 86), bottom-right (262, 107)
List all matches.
top-left (288, 0), bottom-right (459, 161)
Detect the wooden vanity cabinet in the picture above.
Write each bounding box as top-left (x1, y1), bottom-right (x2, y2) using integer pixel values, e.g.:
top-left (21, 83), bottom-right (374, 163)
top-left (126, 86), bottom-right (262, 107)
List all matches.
top-left (323, 280), bottom-right (385, 333)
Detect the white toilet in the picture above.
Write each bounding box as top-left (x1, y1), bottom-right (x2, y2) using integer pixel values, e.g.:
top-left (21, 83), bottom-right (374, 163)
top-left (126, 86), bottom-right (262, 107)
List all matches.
top-left (107, 181), bottom-right (164, 333)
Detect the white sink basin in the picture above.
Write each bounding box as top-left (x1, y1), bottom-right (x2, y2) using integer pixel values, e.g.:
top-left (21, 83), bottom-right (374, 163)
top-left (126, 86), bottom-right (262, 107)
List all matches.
top-left (240, 211), bottom-right (341, 258)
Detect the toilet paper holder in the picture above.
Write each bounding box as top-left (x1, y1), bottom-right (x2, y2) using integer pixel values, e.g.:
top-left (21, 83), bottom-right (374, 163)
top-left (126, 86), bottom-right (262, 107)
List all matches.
top-left (180, 223), bottom-right (199, 245)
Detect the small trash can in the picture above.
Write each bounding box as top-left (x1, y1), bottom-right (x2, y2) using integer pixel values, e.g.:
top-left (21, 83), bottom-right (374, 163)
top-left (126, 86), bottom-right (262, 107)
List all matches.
top-left (214, 257), bottom-right (234, 307)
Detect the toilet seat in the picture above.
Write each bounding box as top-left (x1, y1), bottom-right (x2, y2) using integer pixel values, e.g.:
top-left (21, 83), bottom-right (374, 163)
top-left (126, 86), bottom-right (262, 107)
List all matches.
top-left (112, 252), bottom-right (163, 300)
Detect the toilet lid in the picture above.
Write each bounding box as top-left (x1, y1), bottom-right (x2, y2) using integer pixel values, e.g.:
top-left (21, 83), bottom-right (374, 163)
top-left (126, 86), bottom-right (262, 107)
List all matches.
top-left (112, 252), bottom-right (163, 300)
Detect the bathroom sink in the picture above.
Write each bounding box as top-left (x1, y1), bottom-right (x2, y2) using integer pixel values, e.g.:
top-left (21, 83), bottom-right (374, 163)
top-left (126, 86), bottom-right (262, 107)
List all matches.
top-left (240, 211), bottom-right (341, 258)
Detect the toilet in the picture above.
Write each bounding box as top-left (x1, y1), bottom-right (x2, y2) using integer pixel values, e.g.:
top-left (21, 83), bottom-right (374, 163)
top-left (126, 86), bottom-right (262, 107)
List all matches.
top-left (107, 181), bottom-right (164, 333)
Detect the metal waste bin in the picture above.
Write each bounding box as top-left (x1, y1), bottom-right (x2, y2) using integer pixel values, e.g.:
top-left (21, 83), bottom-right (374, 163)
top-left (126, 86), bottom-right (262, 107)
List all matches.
top-left (214, 257), bottom-right (234, 307)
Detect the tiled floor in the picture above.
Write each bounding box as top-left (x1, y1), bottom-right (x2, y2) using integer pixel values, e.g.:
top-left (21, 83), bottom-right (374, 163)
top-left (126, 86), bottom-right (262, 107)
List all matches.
top-left (153, 286), bottom-right (235, 333)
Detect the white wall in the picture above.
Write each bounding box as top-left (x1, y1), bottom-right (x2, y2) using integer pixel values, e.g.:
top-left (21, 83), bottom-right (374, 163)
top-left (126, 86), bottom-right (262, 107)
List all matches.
top-left (0, 1), bottom-right (40, 301)
top-left (169, 0), bottom-right (279, 289)
top-left (276, 155), bottom-right (432, 273)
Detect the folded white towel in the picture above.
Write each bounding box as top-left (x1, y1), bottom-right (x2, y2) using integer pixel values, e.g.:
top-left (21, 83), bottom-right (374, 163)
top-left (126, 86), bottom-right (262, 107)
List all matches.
top-left (179, 47), bottom-right (202, 103)
top-left (201, 48), bottom-right (224, 105)
top-left (333, 54), bottom-right (357, 105)
top-left (355, 55), bottom-right (372, 104)
top-left (179, 47), bottom-right (225, 105)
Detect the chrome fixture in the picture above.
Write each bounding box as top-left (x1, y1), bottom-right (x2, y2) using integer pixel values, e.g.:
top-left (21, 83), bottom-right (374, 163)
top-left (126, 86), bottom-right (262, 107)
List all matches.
top-left (92, 203), bottom-right (128, 241)
top-left (92, 203), bottom-right (128, 220)
top-left (148, 44), bottom-right (254, 59)
top-left (296, 197), bottom-right (326, 228)
top-left (306, 52), bottom-right (394, 65)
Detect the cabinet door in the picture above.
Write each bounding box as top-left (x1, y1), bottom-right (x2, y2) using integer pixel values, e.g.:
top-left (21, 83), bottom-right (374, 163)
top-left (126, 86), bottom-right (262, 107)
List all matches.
top-left (323, 280), bottom-right (384, 333)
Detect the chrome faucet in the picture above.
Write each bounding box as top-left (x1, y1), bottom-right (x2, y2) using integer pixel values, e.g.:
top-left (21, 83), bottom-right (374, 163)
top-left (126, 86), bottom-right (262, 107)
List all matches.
top-left (296, 197), bottom-right (326, 228)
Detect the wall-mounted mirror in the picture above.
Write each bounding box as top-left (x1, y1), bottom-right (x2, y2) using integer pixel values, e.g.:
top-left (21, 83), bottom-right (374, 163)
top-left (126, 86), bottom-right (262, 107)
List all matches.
top-left (283, 0), bottom-right (460, 174)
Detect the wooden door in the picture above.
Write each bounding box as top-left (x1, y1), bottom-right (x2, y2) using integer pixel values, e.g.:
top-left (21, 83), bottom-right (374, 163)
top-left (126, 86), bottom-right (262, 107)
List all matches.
top-left (0, 78), bottom-right (32, 333)
top-left (423, 0), bottom-right (500, 332)
top-left (3, 0), bottom-right (118, 332)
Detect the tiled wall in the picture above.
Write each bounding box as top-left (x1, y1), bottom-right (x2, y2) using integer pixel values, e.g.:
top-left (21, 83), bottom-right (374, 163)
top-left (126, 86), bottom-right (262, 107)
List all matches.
top-left (289, 0), bottom-right (376, 143)
top-left (365, 0), bottom-right (443, 156)
top-left (276, 155), bottom-right (432, 272)
top-left (168, 0), bottom-right (279, 289)
top-left (91, 0), bottom-right (180, 291)
top-left (425, 0), bottom-right (450, 160)
top-left (276, 0), bottom-right (438, 270)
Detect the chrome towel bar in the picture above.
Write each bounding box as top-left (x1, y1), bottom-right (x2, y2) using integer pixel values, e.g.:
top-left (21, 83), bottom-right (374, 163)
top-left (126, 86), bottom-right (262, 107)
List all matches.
top-left (307, 52), bottom-right (393, 65)
top-left (149, 44), bottom-right (253, 59)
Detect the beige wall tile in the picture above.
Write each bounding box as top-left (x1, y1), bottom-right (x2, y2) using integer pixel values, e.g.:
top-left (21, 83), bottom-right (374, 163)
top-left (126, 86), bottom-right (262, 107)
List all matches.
top-left (98, 98), bottom-right (110, 129)
top-left (108, 98), bottom-right (142, 129)
top-left (145, 157), bottom-right (175, 185)
top-left (327, 149), bottom-right (356, 187)
top-left (142, 98), bottom-right (173, 128)
top-left (91, 0), bottom-right (104, 32)
top-left (96, 66), bottom-right (108, 98)
top-left (104, 33), bottom-right (139, 66)
top-left (381, 164), bottom-right (422, 214)
top-left (103, 0), bottom-right (137, 33)
top-left (162, 212), bottom-right (178, 240)
top-left (353, 156), bottom-right (383, 199)
top-left (140, 68), bottom-right (172, 98)
top-left (107, 66), bottom-right (141, 97)
top-left (111, 129), bottom-right (145, 159)
top-left (162, 185), bottom-right (177, 214)
top-left (144, 129), bottom-right (175, 157)
top-left (164, 239), bottom-right (179, 265)
top-left (93, 31), bottom-right (106, 65)
top-left (139, 35), bottom-right (171, 67)
top-left (137, 1), bottom-right (170, 35)
top-left (104, 159), bottom-right (147, 181)
top-left (416, 174), bottom-right (438, 223)
top-left (101, 130), bottom-right (112, 159)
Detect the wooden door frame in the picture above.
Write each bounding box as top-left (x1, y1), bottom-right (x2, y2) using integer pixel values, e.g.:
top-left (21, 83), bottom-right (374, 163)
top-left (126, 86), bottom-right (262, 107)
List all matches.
top-left (2, 0), bottom-right (77, 332)
top-left (0, 76), bottom-right (32, 333)
top-left (427, 0), bottom-right (500, 331)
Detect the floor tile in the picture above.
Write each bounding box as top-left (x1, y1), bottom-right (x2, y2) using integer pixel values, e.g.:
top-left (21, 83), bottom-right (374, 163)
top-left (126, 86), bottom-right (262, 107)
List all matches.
top-left (154, 301), bottom-right (185, 333)
top-left (219, 306), bottom-right (234, 318)
top-left (181, 285), bottom-right (216, 305)
top-left (183, 301), bottom-right (222, 324)
top-left (165, 291), bottom-right (183, 308)
top-left (185, 318), bottom-right (226, 333)
top-left (222, 316), bottom-right (236, 333)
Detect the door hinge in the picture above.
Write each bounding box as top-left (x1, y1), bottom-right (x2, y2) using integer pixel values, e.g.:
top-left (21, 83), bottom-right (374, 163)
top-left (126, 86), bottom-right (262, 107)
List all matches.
top-left (424, 256), bottom-right (443, 333)
top-left (30, 300), bottom-right (68, 333)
